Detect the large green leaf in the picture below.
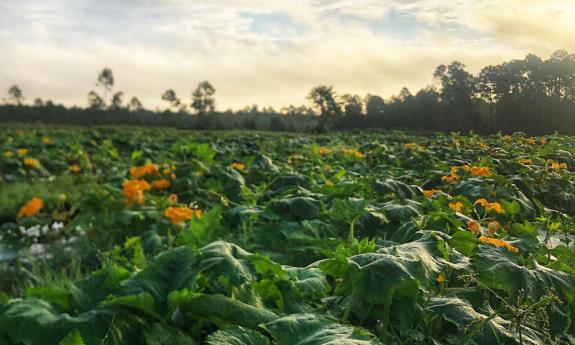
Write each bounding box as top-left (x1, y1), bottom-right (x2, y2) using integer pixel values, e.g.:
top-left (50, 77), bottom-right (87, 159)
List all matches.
top-left (197, 241), bottom-right (256, 287)
top-left (206, 326), bottom-right (270, 345)
top-left (178, 294), bottom-right (277, 329)
top-left (427, 297), bottom-right (544, 345)
top-left (264, 314), bottom-right (382, 345)
top-left (120, 246), bottom-right (196, 312)
top-left (0, 299), bottom-right (109, 345)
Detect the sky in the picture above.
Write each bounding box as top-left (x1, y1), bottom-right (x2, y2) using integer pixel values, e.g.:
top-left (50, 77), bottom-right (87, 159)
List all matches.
top-left (1, 0), bottom-right (575, 111)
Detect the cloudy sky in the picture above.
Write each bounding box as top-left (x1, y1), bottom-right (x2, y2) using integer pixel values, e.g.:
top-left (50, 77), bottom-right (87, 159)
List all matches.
top-left (1, 0), bottom-right (574, 110)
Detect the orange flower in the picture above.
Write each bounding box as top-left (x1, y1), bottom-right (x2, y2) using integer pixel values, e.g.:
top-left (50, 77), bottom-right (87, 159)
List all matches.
top-left (467, 219), bottom-right (480, 234)
top-left (168, 194), bottom-right (178, 204)
top-left (422, 189), bottom-right (441, 198)
top-left (524, 138), bottom-right (537, 145)
top-left (230, 162), bottom-right (246, 171)
top-left (130, 162), bottom-right (158, 178)
top-left (473, 198), bottom-right (504, 214)
top-left (436, 274), bottom-right (445, 283)
top-left (317, 147), bottom-right (332, 154)
top-left (470, 166), bottom-right (490, 177)
top-left (342, 148), bottom-right (364, 158)
top-left (550, 162), bottom-right (568, 171)
top-left (18, 197), bottom-right (44, 218)
top-left (69, 164), bottom-right (81, 173)
top-left (404, 143), bottom-right (417, 149)
top-left (449, 201), bottom-right (464, 213)
top-left (123, 179), bottom-right (150, 205)
top-left (17, 148), bottom-right (28, 156)
top-left (164, 206), bottom-right (202, 224)
top-left (151, 178), bottom-right (171, 190)
top-left (488, 221), bottom-right (500, 235)
top-left (479, 235), bottom-right (518, 253)
top-left (24, 157), bottom-right (40, 169)
top-left (442, 172), bottom-right (459, 184)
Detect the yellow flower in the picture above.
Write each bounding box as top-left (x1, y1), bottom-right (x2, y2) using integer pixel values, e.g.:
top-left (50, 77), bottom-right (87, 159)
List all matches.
top-left (230, 162), bottom-right (246, 171)
top-left (164, 207), bottom-right (202, 224)
top-left (18, 197), bottom-right (44, 218)
top-left (442, 172), bottom-right (459, 184)
top-left (42, 136), bottom-right (52, 144)
top-left (502, 135), bottom-right (513, 142)
top-left (69, 164), bottom-right (81, 173)
top-left (479, 235), bottom-right (518, 253)
top-left (449, 201), bottom-right (464, 213)
top-left (488, 221), bottom-right (500, 236)
top-left (404, 143), bottom-right (417, 149)
top-left (4, 150), bottom-right (14, 158)
top-left (550, 161), bottom-right (568, 171)
top-left (342, 148), bottom-right (364, 158)
top-left (24, 157), bottom-right (40, 169)
top-left (17, 148), bottom-right (29, 156)
top-left (422, 189), bottom-right (441, 198)
top-left (470, 166), bottom-right (490, 177)
top-left (130, 162), bottom-right (158, 178)
top-left (436, 274), bottom-right (445, 283)
top-left (325, 180), bottom-right (334, 187)
top-left (473, 198), bottom-right (504, 214)
top-left (467, 219), bottom-right (480, 234)
top-left (151, 178), bottom-right (171, 190)
top-left (517, 158), bottom-right (533, 165)
top-left (123, 179), bottom-right (150, 205)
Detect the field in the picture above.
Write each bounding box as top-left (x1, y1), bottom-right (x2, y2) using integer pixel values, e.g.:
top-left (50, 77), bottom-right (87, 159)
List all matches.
top-left (0, 126), bottom-right (574, 344)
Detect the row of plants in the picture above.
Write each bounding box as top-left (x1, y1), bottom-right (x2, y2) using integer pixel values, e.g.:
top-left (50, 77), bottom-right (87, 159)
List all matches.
top-left (0, 126), bottom-right (574, 344)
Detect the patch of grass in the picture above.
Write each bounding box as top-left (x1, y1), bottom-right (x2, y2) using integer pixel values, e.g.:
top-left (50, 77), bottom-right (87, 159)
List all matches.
top-left (0, 175), bottom-right (97, 219)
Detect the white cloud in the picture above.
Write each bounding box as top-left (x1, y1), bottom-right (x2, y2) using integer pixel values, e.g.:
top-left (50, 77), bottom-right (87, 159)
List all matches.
top-left (0, 0), bottom-right (573, 110)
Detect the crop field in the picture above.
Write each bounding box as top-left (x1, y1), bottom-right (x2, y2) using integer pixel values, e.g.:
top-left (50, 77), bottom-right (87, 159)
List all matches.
top-left (0, 126), bottom-right (575, 344)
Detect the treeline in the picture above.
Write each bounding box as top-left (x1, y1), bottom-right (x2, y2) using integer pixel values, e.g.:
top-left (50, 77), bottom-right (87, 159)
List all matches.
top-left (2, 49), bottom-right (575, 134)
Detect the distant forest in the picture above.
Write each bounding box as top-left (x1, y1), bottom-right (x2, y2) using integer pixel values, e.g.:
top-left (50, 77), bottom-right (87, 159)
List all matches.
top-left (1, 49), bottom-right (575, 134)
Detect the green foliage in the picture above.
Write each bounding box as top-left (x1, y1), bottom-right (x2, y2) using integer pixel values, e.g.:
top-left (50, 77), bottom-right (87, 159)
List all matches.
top-left (1, 127), bottom-right (575, 344)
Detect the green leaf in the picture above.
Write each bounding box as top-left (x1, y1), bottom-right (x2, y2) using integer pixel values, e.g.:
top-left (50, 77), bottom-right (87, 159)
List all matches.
top-left (58, 329), bottom-right (85, 345)
top-left (265, 197), bottom-right (320, 221)
top-left (265, 314), bottom-right (382, 345)
top-left (26, 286), bottom-right (70, 312)
top-left (179, 294), bottom-right (277, 330)
top-left (177, 206), bottom-right (222, 249)
top-left (197, 241), bottom-right (256, 287)
top-left (427, 297), bottom-right (544, 345)
top-left (372, 178), bottom-right (416, 199)
top-left (206, 326), bottom-right (270, 345)
top-left (103, 292), bottom-right (155, 314)
top-left (121, 246), bottom-right (196, 312)
top-left (448, 230), bottom-right (478, 256)
top-left (143, 323), bottom-right (197, 345)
